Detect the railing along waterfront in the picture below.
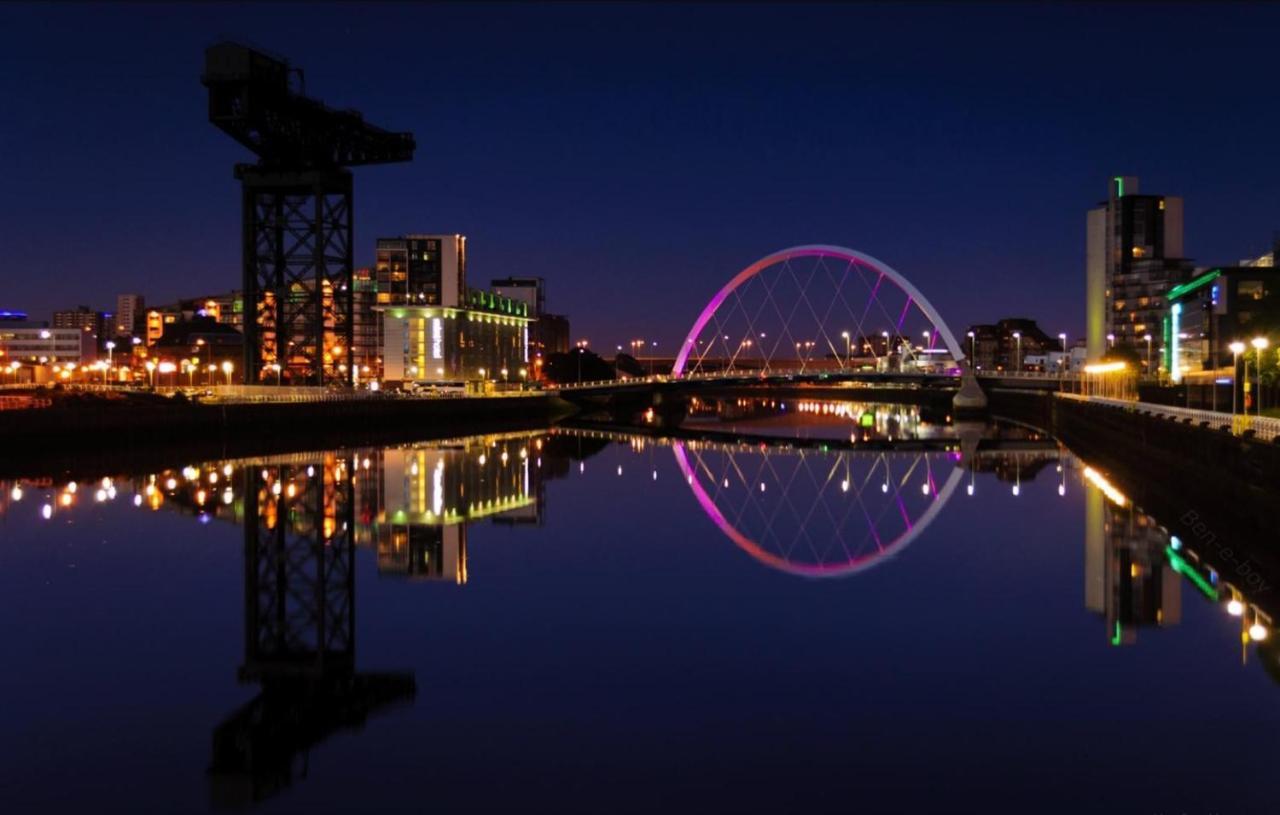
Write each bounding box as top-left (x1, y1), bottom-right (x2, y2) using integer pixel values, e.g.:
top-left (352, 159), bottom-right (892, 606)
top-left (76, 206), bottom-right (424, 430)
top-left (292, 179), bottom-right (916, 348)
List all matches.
top-left (1057, 392), bottom-right (1280, 441)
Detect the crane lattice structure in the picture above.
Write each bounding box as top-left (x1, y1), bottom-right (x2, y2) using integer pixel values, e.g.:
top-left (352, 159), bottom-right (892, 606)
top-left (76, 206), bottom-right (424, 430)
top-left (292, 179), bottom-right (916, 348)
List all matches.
top-left (202, 42), bottom-right (415, 384)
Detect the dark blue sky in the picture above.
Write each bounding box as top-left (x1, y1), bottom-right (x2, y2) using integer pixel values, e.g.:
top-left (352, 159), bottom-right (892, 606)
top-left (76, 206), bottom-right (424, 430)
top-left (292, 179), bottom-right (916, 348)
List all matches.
top-left (4, 2), bottom-right (1280, 348)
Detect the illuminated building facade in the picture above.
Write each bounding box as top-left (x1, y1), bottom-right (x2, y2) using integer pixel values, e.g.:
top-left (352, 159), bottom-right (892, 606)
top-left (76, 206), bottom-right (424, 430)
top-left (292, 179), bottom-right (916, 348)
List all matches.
top-left (0, 321), bottom-right (97, 365)
top-left (1086, 176), bottom-right (1193, 360)
top-left (352, 266), bottom-right (382, 380)
top-left (1165, 263), bottom-right (1280, 381)
top-left (379, 289), bottom-right (531, 384)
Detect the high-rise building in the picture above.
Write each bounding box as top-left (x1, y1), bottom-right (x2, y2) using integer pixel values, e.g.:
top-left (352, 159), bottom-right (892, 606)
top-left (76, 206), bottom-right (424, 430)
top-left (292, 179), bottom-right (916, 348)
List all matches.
top-left (115, 294), bottom-right (145, 337)
top-left (489, 276), bottom-right (570, 371)
top-left (375, 234), bottom-right (466, 307)
top-left (1086, 176), bottom-right (1193, 359)
top-left (52, 306), bottom-right (112, 350)
top-left (352, 266), bottom-right (382, 380)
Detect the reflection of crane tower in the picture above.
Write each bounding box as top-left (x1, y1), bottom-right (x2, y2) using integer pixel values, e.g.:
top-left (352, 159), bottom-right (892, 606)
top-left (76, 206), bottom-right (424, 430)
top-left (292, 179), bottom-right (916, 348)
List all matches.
top-left (202, 43), bottom-right (415, 384)
top-left (210, 459), bottom-right (414, 806)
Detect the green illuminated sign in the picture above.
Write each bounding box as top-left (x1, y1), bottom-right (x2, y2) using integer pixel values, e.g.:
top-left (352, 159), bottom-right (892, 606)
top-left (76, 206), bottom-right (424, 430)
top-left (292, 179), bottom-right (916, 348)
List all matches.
top-left (1167, 269), bottom-right (1221, 302)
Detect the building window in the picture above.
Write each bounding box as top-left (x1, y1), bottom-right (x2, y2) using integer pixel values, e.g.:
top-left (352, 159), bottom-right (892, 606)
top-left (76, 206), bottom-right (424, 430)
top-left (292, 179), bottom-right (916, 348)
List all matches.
top-left (1239, 280), bottom-right (1265, 300)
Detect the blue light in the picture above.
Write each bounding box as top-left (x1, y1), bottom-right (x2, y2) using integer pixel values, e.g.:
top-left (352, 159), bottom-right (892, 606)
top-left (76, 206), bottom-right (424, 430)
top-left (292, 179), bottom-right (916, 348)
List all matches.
top-left (1170, 535), bottom-right (1182, 551)
top-left (1211, 284), bottom-right (1220, 306)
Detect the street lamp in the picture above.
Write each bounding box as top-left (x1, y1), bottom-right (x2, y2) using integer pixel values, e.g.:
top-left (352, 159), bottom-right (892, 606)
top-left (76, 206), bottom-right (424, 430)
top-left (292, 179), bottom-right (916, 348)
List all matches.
top-left (1252, 336), bottom-right (1269, 417)
top-left (1229, 341), bottom-right (1245, 418)
top-left (221, 360), bottom-right (234, 385)
top-left (145, 359), bottom-right (157, 388)
top-left (1143, 333), bottom-right (1153, 376)
top-left (966, 330), bottom-right (976, 368)
top-left (1106, 333), bottom-right (1115, 350)
top-left (841, 331), bottom-right (850, 368)
top-left (1012, 331), bottom-right (1022, 372)
top-left (105, 340), bottom-right (116, 372)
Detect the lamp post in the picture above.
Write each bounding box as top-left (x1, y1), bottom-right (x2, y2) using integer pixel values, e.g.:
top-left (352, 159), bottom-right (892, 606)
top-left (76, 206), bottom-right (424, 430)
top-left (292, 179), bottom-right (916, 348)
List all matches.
top-left (1143, 333), bottom-right (1153, 376)
top-left (1229, 341), bottom-right (1245, 419)
top-left (841, 331), bottom-right (850, 369)
top-left (966, 330), bottom-right (976, 370)
top-left (105, 340), bottom-right (115, 370)
top-left (1012, 331), bottom-right (1022, 372)
top-left (145, 359), bottom-right (157, 388)
top-left (1106, 333), bottom-right (1115, 350)
top-left (1252, 336), bottom-right (1269, 418)
top-left (222, 360), bottom-right (234, 386)
top-left (1058, 332), bottom-right (1068, 376)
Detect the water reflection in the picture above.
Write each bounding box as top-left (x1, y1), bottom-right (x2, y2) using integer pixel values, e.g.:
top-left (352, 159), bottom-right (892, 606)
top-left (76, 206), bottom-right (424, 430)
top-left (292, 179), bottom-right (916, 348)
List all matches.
top-left (3, 407), bottom-right (1280, 808)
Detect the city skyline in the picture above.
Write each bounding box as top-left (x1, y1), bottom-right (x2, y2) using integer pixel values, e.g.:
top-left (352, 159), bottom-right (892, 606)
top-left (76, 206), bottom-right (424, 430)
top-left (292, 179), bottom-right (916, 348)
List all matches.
top-left (6, 3), bottom-right (1280, 348)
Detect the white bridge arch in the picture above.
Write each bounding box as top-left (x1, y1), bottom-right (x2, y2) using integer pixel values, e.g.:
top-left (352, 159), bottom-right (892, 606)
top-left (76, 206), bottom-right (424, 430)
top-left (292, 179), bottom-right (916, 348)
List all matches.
top-left (672, 245), bottom-right (965, 378)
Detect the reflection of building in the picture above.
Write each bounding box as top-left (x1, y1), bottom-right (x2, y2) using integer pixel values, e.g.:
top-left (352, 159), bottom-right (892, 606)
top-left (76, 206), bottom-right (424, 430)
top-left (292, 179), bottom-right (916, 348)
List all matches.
top-left (363, 434), bottom-right (548, 581)
top-left (1086, 176), bottom-right (1193, 359)
top-left (1084, 476), bottom-right (1181, 646)
top-left (1166, 258), bottom-right (1280, 380)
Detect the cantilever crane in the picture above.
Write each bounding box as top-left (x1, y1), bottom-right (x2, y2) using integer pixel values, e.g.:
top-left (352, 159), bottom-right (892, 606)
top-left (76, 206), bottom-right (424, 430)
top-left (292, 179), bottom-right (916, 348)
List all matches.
top-left (202, 42), bottom-right (415, 385)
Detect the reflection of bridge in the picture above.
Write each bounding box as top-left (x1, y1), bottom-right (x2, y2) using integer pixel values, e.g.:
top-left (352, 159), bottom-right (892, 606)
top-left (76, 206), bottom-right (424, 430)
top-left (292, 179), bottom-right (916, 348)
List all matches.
top-left (560, 426), bottom-right (1059, 579)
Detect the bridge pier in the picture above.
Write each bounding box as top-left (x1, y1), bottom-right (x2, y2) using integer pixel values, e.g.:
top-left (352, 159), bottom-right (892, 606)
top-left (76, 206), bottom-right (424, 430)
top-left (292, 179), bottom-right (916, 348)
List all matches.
top-left (953, 372), bottom-right (988, 416)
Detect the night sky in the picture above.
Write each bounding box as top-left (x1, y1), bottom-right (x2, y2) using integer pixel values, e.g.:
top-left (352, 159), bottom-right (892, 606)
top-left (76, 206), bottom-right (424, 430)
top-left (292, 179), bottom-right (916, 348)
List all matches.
top-left (4, 2), bottom-right (1280, 349)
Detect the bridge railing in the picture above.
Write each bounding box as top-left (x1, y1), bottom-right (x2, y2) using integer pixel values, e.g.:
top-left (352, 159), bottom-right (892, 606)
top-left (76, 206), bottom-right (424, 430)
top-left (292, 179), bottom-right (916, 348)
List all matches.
top-left (1058, 392), bottom-right (1280, 441)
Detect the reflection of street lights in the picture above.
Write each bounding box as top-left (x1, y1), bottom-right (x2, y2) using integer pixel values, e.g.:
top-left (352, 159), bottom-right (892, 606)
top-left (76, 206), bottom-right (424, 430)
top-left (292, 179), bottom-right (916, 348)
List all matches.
top-left (1252, 336), bottom-right (1269, 417)
top-left (1230, 340), bottom-right (1245, 418)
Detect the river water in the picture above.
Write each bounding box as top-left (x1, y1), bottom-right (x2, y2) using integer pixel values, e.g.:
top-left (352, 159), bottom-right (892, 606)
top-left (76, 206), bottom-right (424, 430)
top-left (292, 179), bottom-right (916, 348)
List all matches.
top-left (1, 399), bottom-right (1276, 813)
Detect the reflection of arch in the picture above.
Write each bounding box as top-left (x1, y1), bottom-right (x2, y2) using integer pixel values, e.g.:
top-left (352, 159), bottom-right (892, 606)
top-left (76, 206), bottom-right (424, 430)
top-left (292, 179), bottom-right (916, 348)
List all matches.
top-left (672, 244), bottom-right (965, 377)
top-left (672, 442), bottom-right (963, 578)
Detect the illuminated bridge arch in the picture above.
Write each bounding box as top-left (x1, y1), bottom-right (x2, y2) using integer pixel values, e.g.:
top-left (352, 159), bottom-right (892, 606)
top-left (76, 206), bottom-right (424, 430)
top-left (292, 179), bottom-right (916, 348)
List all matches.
top-left (672, 245), bottom-right (965, 377)
top-left (673, 441), bottom-right (964, 578)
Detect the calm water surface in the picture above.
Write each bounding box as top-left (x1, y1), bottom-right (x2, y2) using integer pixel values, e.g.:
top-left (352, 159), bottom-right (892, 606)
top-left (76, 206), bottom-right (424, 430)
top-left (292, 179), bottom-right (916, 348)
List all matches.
top-left (1, 401), bottom-right (1276, 814)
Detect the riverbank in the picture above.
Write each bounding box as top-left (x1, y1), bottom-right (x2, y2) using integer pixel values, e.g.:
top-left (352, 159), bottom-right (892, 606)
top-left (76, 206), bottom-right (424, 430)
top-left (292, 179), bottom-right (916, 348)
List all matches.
top-left (990, 388), bottom-right (1280, 539)
top-left (0, 392), bottom-right (576, 479)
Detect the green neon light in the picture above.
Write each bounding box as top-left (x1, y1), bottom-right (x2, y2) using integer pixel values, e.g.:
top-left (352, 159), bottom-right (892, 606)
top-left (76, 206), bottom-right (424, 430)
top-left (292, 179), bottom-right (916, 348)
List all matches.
top-left (1111, 620), bottom-right (1122, 646)
top-left (859, 412), bottom-right (875, 428)
top-left (1166, 546), bottom-right (1219, 601)
top-left (1168, 269), bottom-right (1222, 302)
top-left (1114, 176), bottom-right (1124, 198)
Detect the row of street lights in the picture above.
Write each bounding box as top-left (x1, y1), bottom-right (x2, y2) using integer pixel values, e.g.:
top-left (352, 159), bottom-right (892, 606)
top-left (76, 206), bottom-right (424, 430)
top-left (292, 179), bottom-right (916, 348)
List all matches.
top-left (1229, 336), bottom-right (1270, 419)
